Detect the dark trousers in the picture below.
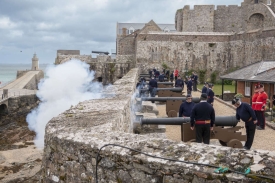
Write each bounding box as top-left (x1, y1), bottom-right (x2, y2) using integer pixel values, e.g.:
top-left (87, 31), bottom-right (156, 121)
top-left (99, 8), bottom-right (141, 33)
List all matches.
top-left (245, 124), bottom-right (256, 149)
top-left (255, 111), bottom-right (265, 129)
top-left (193, 81), bottom-right (197, 91)
top-left (149, 87), bottom-right (157, 98)
top-left (175, 76), bottom-right (178, 80)
top-left (187, 89), bottom-right (192, 95)
top-left (195, 124), bottom-right (211, 144)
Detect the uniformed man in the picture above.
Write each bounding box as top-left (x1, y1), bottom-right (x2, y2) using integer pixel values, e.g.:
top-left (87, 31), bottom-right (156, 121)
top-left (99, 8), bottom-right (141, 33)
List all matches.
top-left (202, 82), bottom-right (209, 95)
top-left (207, 83), bottom-right (214, 106)
top-left (174, 68), bottom-right (179, 81)
top-left (179, 94), bottom-right (195, 117)
top-left (254, 84), bottom-right (268, 130)
top-left (191, 72), bottom-right (198, 91)
top-left (154, 70), bottom-right (160, 79)
top-left (170, 73), bottom-right (174, 83)
top-left (158, 72), bottom-right (165, 82)
top-left (149, 69), bottom-right (153, 78)
top-left (148, 77), bottom-right (158, 99)
top-left (175, 76), bottom-right (184, 89)
top-left (186, 77), bottom-right (193, 95)
top-left (251, 84), bottom-right (260, 118)
top-left (190, 93), bottom-right (215, 144)
top-left (232, 97), bottom-right (257, 150)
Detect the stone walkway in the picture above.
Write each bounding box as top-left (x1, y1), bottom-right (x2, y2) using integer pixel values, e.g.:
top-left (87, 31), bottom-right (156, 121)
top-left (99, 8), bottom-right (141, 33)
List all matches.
top-left (157, 88), bottom-right (275, 152)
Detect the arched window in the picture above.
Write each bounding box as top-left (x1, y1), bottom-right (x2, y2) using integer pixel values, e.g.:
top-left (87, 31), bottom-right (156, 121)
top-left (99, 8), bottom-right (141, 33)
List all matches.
top-left (267, 0), bottom-right (271, 5)
top-left (128, 27), bottom-right (135, 35)
top-left (163, 27), bottom-right (170, 32)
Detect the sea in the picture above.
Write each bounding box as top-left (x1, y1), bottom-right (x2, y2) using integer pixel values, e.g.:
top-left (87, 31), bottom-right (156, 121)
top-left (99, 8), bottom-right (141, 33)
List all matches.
top-left (0, 63), bottom-right (52, 87)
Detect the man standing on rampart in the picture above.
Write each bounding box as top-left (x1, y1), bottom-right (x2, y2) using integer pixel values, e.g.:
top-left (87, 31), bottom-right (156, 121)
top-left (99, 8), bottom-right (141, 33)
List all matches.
top-left (174, 68), bottom-right (179, 81)
top-left (149, 77), bottom-right (158, 99)
top-left (190, 93), bottom-right (215, 144)
top-left (179, 94), bottom-right (195, 117)
top-left (186, 77), bottom-right (192, 95)
top-left (207, 84), bottom-right (214, 106)
top-left (255, 84), bottom-right (268, 130)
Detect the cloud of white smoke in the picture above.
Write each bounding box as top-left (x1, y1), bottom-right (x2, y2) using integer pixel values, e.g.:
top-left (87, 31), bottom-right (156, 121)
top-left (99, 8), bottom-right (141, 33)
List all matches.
top-left (26, 59), bottom-right (103, 148)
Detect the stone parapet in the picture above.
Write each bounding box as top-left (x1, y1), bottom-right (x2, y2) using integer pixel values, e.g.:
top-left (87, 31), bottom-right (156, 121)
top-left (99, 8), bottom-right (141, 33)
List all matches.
top-left (42, 68), bottom-right (275, 183)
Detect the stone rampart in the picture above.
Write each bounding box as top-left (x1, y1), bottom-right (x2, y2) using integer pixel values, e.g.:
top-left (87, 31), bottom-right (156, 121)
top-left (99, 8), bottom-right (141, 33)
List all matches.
top-left (42, 68), bottom-right (275, 183)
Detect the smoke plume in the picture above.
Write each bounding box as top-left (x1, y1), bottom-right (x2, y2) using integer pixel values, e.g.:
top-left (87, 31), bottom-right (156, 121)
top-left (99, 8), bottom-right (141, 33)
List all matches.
top-left (27, 60), bottom-right (103, 148)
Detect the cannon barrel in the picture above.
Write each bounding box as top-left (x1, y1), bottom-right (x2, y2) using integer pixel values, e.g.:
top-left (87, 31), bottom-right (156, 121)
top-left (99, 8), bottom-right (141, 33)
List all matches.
top-left (141, 116), bottom-right (238, 127)
top-left (139, 87), bottom-right (182, 92)
top-left (92, 51), bottom-right (109, 55)
top-left (141, 97), bottom-right (200, 103)
top-left (140, 77), bottom-right (168, 81)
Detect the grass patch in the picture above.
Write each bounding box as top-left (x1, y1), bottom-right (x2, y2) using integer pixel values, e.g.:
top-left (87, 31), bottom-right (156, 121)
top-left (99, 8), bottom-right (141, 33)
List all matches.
top-left (197, 84), bottom-right (235, 95)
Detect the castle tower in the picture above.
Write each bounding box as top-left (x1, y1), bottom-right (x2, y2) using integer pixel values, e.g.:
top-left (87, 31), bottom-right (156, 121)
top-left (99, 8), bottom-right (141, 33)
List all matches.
top-left (32, 53), bottom-right (39, 70)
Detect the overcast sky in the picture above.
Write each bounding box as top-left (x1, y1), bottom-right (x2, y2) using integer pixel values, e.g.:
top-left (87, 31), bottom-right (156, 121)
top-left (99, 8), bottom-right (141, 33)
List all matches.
top-left (0, 0), bottom-right (242, 64)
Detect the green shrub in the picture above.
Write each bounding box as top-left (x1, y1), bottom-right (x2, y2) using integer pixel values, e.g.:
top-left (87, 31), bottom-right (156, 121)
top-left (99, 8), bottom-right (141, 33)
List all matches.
top-left (210, 71), bottom-right (219, 84)
top-left (162, 63), bottom-right (168, 70)
top-left (198, 70), bottom-right (206, 83)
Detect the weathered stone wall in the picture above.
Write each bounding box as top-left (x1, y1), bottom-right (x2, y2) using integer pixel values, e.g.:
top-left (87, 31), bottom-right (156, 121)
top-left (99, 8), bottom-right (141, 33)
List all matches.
top-left (117, 34), bottom-right (136, 55)
top-left (0, 95), bottom-right (39, 150)
top-left (42, 68), bottom-right (275, 183)
top-left (23, 70), bottom-right (44, 90)
top-left (176, 2), bottom-right (275, 32)
top-left (133, 29), bottom-right (275, 78)
top-left (182, 5), bottom-right (215, 32)
top-left (17, 70), bottom-right (30, 78)
top-left (214, 5), bottom-right (243, 32)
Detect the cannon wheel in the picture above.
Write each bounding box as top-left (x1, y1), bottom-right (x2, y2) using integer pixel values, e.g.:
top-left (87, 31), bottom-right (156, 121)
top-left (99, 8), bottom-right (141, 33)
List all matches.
top-left (168, 110), bottom-right (177, 117)
top-left (188, 139), bottom-right (196, 142)
top-left (226, 139), bottom-right (243, 148)
top-left (219, 140), bottom-right (227, 146)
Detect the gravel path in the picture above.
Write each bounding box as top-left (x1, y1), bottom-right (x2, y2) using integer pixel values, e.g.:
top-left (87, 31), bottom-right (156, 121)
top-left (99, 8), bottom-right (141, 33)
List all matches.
top-left (157, 88), bottom-right (275, 152)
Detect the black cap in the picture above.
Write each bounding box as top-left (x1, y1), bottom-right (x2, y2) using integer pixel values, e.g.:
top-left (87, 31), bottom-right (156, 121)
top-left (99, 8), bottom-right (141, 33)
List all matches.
top-left (200, 93), bottom-right (207, 100)
top-left (208, 83), bottom-right (214, 88)
top-left (186, 94), bottom-right (192, 98)
top-left (232, 98), bottom-right (240, 105)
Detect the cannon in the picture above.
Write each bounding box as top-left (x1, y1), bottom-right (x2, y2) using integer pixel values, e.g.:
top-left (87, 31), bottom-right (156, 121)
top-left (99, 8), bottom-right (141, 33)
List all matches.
top-left (92, 51), bottom-right (109, 55)
top-left (140, 116), bottom-right (246, 148)
top-left (157, 82), bottom-right (174, 88)
top-left (139, 77), bottom-right (169, 82)
top-left (139, 87), bottom-right (183, 97)
top-left (141, 97), bottom-right (200, 117)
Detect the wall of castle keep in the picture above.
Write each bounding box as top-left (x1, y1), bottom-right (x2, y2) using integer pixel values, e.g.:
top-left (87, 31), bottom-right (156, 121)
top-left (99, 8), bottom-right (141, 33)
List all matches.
top-left (42, 68), bottom-right (275, 183)
top-left (176, 2), bottom-right (275, 32)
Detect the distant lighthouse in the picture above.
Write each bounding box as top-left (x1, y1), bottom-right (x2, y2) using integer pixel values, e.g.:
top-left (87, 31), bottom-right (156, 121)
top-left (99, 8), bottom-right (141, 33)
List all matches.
top-left (32, 53), bottom-right (39, 70)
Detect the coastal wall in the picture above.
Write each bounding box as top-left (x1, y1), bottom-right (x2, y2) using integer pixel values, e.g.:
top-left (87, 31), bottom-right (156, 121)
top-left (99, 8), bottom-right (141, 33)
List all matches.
top-left (41, 68), bottom-right (275, 183)
top-left (23, 70), bottom-right (44, 90)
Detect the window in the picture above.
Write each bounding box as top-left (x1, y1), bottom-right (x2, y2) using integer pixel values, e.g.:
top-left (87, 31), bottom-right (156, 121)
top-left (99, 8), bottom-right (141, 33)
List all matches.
top-left (245, 81), bottom-right (251, 96)
top-left (128, 27), bottom-right (135, 35)
top-left (267, 0), bottom-right (271, 5)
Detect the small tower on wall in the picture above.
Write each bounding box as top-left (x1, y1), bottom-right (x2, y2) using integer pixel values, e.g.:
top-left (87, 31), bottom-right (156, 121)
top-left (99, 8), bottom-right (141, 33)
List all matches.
top-left (32, 53), bottom-right (39, 70)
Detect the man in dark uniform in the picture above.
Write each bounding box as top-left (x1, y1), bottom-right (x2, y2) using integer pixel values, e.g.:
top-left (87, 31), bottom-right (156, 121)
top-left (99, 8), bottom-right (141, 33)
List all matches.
top-left (158, 72), bottom-right (165, 82)
top-left (191, 72), bottom-right (198, 91)
top-left (175, 76), bottom-right (184, 89)
top-left (207, 83), bottom-right (214, 106)
top-left (202, 82), bottom-right (209, 95)
top-left (232, 97), bottom-right (257, 150)
top-left (190, 93), bottom-right (215, 144)
top-left (148, 77), bottom-right (158, 99)
top-left (165, 70), bottom-right (170, 79)
top-left (186, 77), bottom-right (193, 95)
top-left (154, 70), bottom-right (160, 79)
top-left (179, 94), bottom-right (195, 117)
top-left (149, 69), bottom-right (153, 78)
top-left (170, 73), bottom-right (174, 83)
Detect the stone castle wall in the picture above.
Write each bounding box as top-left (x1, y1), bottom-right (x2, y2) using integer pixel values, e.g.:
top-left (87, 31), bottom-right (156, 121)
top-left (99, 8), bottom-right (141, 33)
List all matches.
top-left (131, 28), bottom-right (275, 78)
top-left (176, 2), bottom-right (275, 32)
top-left (41, 68), bottom-right (275, 182)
